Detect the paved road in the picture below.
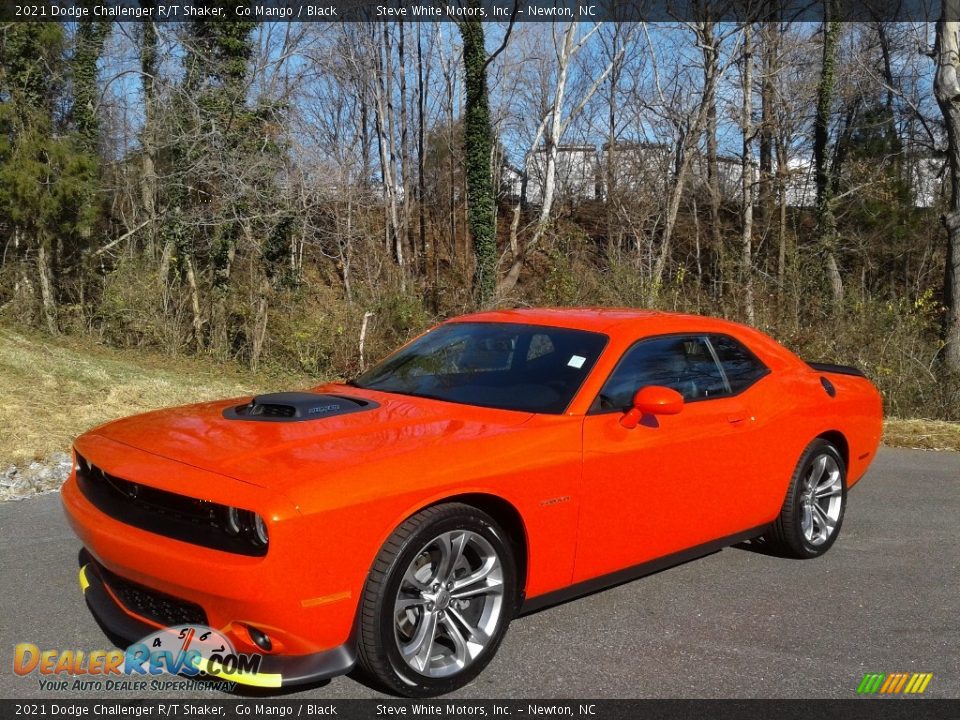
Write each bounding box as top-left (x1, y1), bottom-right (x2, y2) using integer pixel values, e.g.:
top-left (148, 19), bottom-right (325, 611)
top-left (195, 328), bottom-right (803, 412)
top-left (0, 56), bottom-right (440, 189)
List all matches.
top-left (1, 448), bottom-right (957, 700)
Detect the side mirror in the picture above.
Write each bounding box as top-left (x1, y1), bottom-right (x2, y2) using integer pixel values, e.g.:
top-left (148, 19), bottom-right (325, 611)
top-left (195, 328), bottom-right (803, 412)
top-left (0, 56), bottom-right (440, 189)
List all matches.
top-left (620, 386), bottom-right (684, 429)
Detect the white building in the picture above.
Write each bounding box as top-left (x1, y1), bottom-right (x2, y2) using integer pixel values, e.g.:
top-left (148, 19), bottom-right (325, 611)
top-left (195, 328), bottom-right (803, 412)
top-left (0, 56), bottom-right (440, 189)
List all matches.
top-left (780, 155), bottom-right (943, 209)
top-left (525, 145), bottom-right (598, 205)
top-left (500, 163), bottom-right (525, 201)
top-left (598, 142), bottom-right (671, 199)
top-left (518, 143), bottom-right (943, 210)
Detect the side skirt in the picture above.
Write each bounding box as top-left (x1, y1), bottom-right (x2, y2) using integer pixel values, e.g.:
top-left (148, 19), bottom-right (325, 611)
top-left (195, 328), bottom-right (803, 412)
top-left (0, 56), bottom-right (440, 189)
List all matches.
top-left (519, 523), bottom-right (772, 615)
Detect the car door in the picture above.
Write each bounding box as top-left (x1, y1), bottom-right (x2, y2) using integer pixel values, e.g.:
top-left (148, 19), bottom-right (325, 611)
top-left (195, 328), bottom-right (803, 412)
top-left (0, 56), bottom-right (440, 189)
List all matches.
top-left (573, 333), bottom-right (769, 583)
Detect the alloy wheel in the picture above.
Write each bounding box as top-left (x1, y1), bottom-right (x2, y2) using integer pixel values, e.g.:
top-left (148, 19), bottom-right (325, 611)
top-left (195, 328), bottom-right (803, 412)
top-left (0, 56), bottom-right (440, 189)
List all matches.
top-left (800, 453), bottom-right (843, 546)
top-left (393, 530), bottom-right (505, 678)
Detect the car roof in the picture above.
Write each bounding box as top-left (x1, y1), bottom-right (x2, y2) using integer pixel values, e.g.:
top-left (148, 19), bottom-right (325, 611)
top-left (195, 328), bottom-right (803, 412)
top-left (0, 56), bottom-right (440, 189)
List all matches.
top-left (450, 307), bottom-right (738, 335)
top-left (448, 307), bottom-right (801, 371)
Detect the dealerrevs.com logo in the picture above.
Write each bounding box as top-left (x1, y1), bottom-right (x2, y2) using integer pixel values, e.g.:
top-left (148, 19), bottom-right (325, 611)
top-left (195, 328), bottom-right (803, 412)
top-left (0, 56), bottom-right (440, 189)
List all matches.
top-left (13, 624), bottom-right (259, 691)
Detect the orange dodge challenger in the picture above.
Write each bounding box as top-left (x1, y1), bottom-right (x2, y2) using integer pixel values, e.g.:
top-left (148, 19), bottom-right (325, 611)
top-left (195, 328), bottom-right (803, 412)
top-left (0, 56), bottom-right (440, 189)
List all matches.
top-left (62, 308), bottom-right (883, 696)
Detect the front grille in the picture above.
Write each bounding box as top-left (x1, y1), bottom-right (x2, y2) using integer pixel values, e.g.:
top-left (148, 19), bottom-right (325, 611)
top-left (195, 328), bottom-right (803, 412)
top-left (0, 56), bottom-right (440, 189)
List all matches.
top-left (97, 563), bottom-right (207, 627)
top-left (75, 455), bottom-right (267, 557)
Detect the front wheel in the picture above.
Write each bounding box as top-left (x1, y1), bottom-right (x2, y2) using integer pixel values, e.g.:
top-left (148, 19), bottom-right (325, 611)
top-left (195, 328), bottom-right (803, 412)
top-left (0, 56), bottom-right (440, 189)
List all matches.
top-left (763, 438), bottom-right (847, 558)
top-left (356, 503), bottom-right (517, 697)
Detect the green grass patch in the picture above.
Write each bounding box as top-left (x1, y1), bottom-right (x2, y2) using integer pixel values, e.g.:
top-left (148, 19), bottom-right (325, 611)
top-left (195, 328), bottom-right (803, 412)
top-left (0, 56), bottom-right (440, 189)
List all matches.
top-left (0, 327), bottom-right (314, 467)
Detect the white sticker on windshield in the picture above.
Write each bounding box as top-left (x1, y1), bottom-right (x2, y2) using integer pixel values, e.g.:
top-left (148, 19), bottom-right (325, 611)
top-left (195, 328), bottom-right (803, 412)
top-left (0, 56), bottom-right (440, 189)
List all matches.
top-left (567, 355), bottom-right (586, 369)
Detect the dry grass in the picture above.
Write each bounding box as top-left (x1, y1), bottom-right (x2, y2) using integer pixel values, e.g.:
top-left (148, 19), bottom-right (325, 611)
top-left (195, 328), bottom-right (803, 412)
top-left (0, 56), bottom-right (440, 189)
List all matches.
top-left (0, 327), bottom-right (312, 467)
top-left (883, 417), bottom-right (960, 452)
top-left (0, 327), bottom-right (956, 469)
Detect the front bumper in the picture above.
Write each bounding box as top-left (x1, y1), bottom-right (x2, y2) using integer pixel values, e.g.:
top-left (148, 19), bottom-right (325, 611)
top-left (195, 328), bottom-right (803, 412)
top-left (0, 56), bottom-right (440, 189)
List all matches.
top-left (62, 435), bottom-right (363, 653)
top-left (62, 434), bottom-right (365, 690)
top-left (78, 555), bottom-right (356, 689)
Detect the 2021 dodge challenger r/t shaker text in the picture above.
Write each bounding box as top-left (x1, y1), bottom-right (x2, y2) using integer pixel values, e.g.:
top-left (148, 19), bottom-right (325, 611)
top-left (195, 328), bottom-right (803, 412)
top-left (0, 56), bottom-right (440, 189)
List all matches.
top-left (61, 308), bottom-right (883, 696)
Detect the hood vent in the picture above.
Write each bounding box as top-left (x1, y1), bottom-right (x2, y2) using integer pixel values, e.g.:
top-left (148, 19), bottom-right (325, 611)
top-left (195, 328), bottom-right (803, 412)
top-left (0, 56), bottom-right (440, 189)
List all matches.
top-left (222, 392), bottom-right (377, 423)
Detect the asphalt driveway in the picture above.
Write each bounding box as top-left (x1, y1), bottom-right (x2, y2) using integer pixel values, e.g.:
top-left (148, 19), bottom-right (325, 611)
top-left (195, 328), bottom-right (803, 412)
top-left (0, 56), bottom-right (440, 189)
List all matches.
top-left (1, 447), bottom-right (957, 699)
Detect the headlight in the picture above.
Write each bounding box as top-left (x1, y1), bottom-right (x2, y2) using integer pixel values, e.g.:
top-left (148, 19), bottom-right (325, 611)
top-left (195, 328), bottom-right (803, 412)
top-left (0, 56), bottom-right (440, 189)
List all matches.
top-left (253, 514), bottom-right (269, 546)
top-left (224, 506), bottom-right (241, 536)
top-left (220, 507), bottom-right (267, 548)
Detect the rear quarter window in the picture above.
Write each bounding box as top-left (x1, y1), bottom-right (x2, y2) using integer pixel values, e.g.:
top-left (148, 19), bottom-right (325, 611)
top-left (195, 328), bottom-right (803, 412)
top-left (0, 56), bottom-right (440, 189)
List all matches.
top-left (709, 334), bottom-right (769, 393)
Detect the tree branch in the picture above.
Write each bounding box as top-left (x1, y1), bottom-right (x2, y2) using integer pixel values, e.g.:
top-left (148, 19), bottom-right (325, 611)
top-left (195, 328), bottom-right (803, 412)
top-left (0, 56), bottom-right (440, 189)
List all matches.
top-left (91, 219), bottom-right (152, 257)
top-left (483, 5), bottom-right (518, 71)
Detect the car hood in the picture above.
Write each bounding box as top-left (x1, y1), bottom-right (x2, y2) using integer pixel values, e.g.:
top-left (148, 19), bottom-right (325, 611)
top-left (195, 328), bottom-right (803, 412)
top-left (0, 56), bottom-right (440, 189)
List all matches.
top-left (86, 384), bottom-right (534, 489)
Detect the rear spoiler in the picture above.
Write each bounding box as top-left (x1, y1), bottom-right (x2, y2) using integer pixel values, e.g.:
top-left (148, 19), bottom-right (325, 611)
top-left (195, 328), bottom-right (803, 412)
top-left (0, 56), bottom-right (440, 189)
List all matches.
top-left (806, 361), bottom-right (866, 378)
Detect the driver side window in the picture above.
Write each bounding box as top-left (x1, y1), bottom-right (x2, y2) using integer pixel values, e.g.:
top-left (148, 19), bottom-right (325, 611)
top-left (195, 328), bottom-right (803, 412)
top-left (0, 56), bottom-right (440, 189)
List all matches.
top-left (593, 335), bottom-right (728, 411)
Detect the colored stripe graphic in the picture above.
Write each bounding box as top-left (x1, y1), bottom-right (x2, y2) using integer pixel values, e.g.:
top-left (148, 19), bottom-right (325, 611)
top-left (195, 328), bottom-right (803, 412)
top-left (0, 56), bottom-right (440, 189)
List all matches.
top-left (879, 674), bottom-right (898, 693)
top-left (913, 674), bottom-right (933, 694)
top-left (857, 673), bottom-right (885, 694)
top-left (858, 672), bottom-right (932, 695)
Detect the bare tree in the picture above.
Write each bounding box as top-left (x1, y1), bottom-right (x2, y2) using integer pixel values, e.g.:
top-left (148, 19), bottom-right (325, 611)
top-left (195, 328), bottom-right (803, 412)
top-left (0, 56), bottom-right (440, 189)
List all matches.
top-left (703, 20), bottom-right (724, 300)
top-left (740, 24), bottom-right (756, 324)
top-left (649, 21), bottom-right (737, 300)
top-left (498, 22), bottom-right (635, 296)
top-left (934, 3), bottom-right (960, 372)
top-left (370, 22), bottom-right (405, 283)
top-left (814, 1), bottom-right (844, 306)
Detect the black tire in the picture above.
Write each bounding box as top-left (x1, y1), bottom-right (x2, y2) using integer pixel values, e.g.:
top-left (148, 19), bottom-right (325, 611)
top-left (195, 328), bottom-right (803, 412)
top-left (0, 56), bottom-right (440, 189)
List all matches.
top-left (356, 503), bottom-right (517, 697)
top-left (763, 438), bottom-right (848, 558)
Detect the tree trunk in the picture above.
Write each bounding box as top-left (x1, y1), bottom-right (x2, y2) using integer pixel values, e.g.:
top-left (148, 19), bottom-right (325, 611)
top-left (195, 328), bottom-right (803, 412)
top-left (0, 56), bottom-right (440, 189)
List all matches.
top-left (398, 19), bottom-right (413, 271)
top-left (776, 137), bottom-right (789, 290)
top-left (384, 24), bottom-right (405, 282)
top-left (442, 37), bottom-right (457, 283)
top-left (702, 22), bottom-right (723, 301)
top-left (435, 29), bottom-right (456, 305)
top-left (652, 21), bottom-right (717, 301)
top-left (651, 144), bottom-right (694, 299)
top-left (358, 310), bottom-right (375, 372)
top-left (934, 6), bottom-right (960, 372)
top-left (372, 23), bottom-right (404, 282)
top-left (139, 18), bottom-right (158, 222)
top-left (158, 235), bottom-right (174, 308)
top-left (360, 83), bottom-right (370, 184)
top-left (875, 22), bottom-right (902, 159)
top-left (605, 25), bottom-right (623, 255)
top-left (73, 20), bottom-right (111, 154)
top-left (342, 195), bottom-right (354, 303)
top-left (740, 25), bottom-right (756, 325)
top-left (250, 279), bottom-right (269, 373)
top-left (814, 4), bottom-right (843, 307)
top-left (36, 243), bottom-right (58, 335)
top-left (183, 253), bottom-right (204, 348)
top-left (758, 19), bottom-right (779, 230)
top-left (460, 11), bottom-right (497, 303)
top-left (416, 24), bottom-right (428, 277)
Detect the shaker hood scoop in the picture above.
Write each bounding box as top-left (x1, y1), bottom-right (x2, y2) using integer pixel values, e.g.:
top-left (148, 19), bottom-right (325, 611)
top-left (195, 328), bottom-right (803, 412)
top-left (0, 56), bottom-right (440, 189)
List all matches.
top-left (221, 392), bottom-right (379, 422)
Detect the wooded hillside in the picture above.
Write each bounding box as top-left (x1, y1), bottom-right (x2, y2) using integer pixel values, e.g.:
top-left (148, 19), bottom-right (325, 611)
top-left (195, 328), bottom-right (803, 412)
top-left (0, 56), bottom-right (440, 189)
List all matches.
top-left (0, 14), bottom-right (958, 420)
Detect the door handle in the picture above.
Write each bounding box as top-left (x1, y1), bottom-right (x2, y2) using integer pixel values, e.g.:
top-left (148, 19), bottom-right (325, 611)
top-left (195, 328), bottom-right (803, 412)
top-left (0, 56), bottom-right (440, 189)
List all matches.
top-left (728, 414), bottom-right (746, 425)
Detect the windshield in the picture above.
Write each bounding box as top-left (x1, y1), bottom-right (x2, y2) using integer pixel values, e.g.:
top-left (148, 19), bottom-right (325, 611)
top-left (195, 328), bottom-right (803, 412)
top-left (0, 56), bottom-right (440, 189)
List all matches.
top-left (351, 322), bottom-right (608, 414)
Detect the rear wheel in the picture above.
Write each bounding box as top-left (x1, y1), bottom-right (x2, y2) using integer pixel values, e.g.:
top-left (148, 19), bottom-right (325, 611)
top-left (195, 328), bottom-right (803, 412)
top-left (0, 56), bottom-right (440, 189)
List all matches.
top-left (764, 438), bottom-right (847, 558)
top-left (357, 503), bottom-right (517, 697)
